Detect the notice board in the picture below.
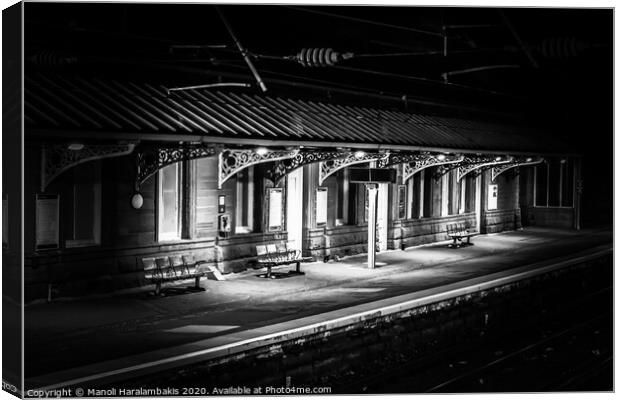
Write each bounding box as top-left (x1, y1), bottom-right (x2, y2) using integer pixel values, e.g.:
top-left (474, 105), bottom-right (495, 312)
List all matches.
top-left (36, 194), bottom-right (60, 250)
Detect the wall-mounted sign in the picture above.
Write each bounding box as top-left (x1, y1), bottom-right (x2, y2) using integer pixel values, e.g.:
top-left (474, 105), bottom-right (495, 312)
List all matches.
top-left (398, 185), bottom-right (407, 219)
top-left (218, 213), bottom-right (231, 232)
top-left (268, 188), bottom-right (283, 231)
top-left (36, 194), bottom-right (60, 250)
top-left (488, 184), bottom-right (498, 210)
top-left (316, 187), bottom-right (328, 226)
top-left (349, 168), bottom-right (397, 183)
top-left (218, 195), bottom-right (226, 213)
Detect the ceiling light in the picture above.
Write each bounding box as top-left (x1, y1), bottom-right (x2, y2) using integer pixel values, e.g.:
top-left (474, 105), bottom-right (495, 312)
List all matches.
top-left (354, 151), bottom-right (366, 158)
top-left (525, 157), bottom-right (533, 162)
top-left (495, 156), bottom-right (503, 162)
top-left (255, 147), bottom-right (269, 156)
top-left (436, 154), bottom-right (446, 161)
top-left (67, 143), bottom-right (84, 151)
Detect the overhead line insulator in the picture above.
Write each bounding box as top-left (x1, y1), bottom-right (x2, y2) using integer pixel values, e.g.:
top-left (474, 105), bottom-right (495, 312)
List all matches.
top-left (295, 48), bottom-right (354, 67)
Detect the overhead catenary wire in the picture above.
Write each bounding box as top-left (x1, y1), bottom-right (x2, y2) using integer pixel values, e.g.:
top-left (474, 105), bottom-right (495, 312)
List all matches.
top-left (215, 6), bottom-right (268, 92)
top-left (284, 6), bottom-right (444, 38)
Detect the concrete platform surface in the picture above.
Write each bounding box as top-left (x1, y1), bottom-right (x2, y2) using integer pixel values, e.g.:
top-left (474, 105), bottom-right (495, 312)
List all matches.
top-left (23, 227), bottom-right (612, 388)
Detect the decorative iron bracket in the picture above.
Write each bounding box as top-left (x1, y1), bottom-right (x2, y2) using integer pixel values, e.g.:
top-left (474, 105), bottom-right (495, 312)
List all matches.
top-left (266, 149), bottom-right (347, 184)
top-left (436, 155), bottom-right (513, 181)
top-left (135, 144), bottom-right (219, 190)
top-left (318, 152), bottom-right (387, 185)
top-left (491, 157), bottom-right (543, 181)
top-left (41, 143), bottom-right (136, 192)
top-left (219, 148), bottom-right (299, 189)
top-left (402, 154), bottom-right (464, 183)
top-left (378, 152), bottom-right (426, 168)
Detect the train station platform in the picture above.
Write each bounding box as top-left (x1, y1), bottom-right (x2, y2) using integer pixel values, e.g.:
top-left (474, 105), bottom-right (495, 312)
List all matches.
top-left (23, 227), bottom-right (612, 390)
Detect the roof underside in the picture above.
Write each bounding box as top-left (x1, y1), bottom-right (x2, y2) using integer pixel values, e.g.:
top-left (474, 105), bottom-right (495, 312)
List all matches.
top-left (25, 72), bottom-right (560, 154)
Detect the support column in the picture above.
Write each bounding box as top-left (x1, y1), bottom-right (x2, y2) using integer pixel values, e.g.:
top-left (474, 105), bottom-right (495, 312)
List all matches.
top-left (367, 184), bottom-right (378, 269)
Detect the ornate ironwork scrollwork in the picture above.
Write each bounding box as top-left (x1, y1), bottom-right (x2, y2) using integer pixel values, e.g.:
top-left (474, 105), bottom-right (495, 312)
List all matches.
top-left (42, 143), bottom-right (136, 192)
top-left (266, 150), bottom-right (346, 184)
top-left (491, 157), bottom-right (543, 181)
top-left (402, 154), bottom-right (464, 183)
top-left (135, 144), bottom-right (219, 190)
top-left (378, 152), bottom-right (426, 168)
top-left (446, 155), bottom-right (513, 181)
top-left (318, 152), bottom-right (387, 185)
top-left (218, 148), bottom-right (299, 189)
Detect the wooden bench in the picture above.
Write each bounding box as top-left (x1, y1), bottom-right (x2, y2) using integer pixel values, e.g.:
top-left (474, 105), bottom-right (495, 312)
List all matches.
top-left (255, 243), bottom-right (312, 279)
top-left (446, 222), bottom-right (478, 248)
top-left (142, 254), bottom-right (208, 295)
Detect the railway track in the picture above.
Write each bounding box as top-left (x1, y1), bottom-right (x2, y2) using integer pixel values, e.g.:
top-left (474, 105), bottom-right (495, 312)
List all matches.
top-left (333, 284), bottom-right (612, 393)
top-left (425, 312), bottom-right (612, 392)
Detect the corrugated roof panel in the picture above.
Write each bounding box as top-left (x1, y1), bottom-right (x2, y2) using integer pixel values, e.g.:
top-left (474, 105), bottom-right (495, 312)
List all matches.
top-left (125, 82), bottom-right (193, 132)
top-left (238, 93), bottom-right (301, 138)
top-left (218, 92), bottom-right (290, 138)
top-left (24, 73), bottom-right (559, 153)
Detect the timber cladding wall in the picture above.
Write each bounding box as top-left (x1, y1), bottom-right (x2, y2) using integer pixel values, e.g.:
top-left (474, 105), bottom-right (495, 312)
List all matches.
top-left (526, 207), bottom-right (575, 229)
top-left (483, 209), bottom-right (522, 233)
top-left (215, 231), bottom-right (287, 274)
top-left (399, 213), bottom-right (477, 249)
top-left (304, 225), bottom-right (370, 261)
top-left (24, 239), bottom-right (218, 301)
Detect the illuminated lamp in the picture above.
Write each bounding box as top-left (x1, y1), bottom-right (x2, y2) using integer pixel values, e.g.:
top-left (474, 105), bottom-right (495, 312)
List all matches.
top-left (353, 150), bottom-right (366, 158)
top-left (495, 156), bottom-right (503, 161)
top-left (67, 143), bottom-right (84, 151)
top-left (525, 157), bottom-right (533, 162)
top-left (255, 147), bottom-right (269, 156)
top-left (436, 154), bottom-right (446, 161)
top-left (560, 159), bottom-right (567, 164)
top-left (131, 193), bottom-right (144, 209)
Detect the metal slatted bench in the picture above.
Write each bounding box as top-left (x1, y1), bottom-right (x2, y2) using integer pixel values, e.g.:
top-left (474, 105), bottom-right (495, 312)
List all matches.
top-left (446, 222), bottom-right (479, 248)
top-left (255, 243), bottom-right (312, 279)
top-left (142, 254), bottom-right (208, 295)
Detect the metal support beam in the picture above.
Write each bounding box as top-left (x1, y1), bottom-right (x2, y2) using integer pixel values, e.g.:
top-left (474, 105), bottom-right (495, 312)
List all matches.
top-left (266, 149), bottom-right (347, 184)
top-left (219, 148), bottom-right (298, 189)
top-left (319, 152), bottom-right (386, 185)
top-left (42, 143), bottom-right (135, 192)
top-left (436, 155), bottom-right (513, 181)
top-left (490, 157), bottom-right (543, 181)
top-left (135, 144), bottom-right (219, 190)
top-left (402, 154), bottom-right (464, 183)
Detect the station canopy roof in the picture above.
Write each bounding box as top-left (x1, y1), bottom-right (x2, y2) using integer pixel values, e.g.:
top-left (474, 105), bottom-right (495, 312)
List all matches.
top-left (25, 72), bottom-right (564, 155)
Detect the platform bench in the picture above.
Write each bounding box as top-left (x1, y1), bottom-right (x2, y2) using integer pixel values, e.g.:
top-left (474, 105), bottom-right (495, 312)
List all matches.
top-left (446, 222), bottom-right (479, 248)
top-left (142, 254), bottom-right (208, 295)
top-left (255, 243), bottom-right (312, 279)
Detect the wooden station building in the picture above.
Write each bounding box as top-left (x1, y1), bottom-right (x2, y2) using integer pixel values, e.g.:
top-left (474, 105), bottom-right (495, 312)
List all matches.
top-left (17, 70), bottom-right (581, 301)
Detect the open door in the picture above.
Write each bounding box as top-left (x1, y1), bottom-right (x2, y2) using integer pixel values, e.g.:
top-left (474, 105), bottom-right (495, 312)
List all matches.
top-left (286, 168), bottom-right (303, 251)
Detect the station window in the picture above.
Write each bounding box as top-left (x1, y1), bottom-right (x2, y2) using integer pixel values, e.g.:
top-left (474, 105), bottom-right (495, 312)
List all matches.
top-left (534, 162), bottom-right (548, 206)
top-left (422, 169), bottom-right (433, 217)
top-left (561, 159), bottom-right (574, 207)
top-left (336, 169), bottom-right (350, 225)
top-left (158, 162), bottom-right (182, 241)
top-left (66, 161), bottom-right (101, 247)
top-left (235, 166), bottom-right (255, 234)
top-left (534, 159), bottom-right (574, 207)
top-left (407, 172), bottom-right (422, 219)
